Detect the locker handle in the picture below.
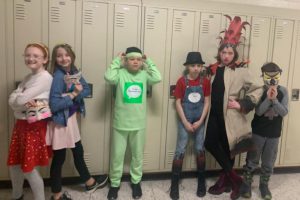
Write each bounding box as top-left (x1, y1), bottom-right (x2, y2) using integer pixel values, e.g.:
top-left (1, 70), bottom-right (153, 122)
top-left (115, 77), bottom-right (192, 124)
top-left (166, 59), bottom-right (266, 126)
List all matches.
top-left (291, 89), bottom-right (299, 101)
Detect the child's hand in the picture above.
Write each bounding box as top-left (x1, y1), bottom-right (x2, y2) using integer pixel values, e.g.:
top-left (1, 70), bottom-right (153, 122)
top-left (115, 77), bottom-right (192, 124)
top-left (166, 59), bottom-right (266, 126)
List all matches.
top-left (227, 98), bottom-right (241, 110)
top-left (118, 52), bottom-right (125, 59)
top-left (25, 99), bottom-right (37, 108)
top-left (267, 86), bottom-right (277, 100)
top-left (183, 121), bottom-right (194, 133)
top-left (142, 54), bottom-right (147, 61)
top-left (192, 120), bottom-right (202, 130)
top-left (73, 83), bottom-right (83, 95)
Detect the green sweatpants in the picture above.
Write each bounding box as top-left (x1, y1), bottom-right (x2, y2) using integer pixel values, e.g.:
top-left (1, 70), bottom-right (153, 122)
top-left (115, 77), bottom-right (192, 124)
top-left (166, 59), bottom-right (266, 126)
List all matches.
top-left (109, 128), bottom-right (146, 187)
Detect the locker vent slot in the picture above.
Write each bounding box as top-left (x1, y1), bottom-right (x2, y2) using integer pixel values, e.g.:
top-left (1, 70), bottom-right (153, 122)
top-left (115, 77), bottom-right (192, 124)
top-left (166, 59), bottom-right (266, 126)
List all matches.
top-left (15, 3), bottom-right (26, 20)
top-left (146, 14), bottom-right (155, 30)
top-left (50, 6), bottom-right (60, 23)
top-left (84, 9), bottom-right (93, 25)
top-left (201, 19), bottom-right (210, 34)
top-left (174, 17), bottom-right (182, 32)
top-left (115, 12), bottom-right (125, 27)
top-left (253, 23), bottom-right (261, 38)
top-left (143, 152), bottom-right (150, 166)
top-left (298, 24), bottom-right (300, 40)
top-left (84, 153), bottom-right (91, 168)
top-left (167, 151), bottom-right (174, 165)
top-left (275, 25), bottom-right (284, 39)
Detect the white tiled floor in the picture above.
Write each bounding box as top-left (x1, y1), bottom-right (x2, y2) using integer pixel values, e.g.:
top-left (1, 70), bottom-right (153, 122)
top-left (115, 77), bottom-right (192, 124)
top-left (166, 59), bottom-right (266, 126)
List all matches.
top-left (1, 173), bottom-right (300, 200)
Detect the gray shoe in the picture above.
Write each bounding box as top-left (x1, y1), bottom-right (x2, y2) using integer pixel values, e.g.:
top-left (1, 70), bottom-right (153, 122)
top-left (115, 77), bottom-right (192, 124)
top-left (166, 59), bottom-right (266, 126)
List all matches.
top-left (259, 175), bottom-right (272, 200)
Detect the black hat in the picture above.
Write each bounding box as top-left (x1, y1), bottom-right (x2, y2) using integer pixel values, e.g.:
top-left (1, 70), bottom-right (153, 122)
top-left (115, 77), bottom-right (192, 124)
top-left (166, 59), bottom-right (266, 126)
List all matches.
top-left (125, 47), bottom-right (142, 54)
top-left (261, 62), bottom-right (282, 73)
top-left (183, 52), bottom-right (205, 65)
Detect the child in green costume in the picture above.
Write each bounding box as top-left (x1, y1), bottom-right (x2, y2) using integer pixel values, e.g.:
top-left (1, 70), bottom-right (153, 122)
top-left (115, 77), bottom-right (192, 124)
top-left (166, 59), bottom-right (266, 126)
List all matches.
top-left (104, 47), bottom-right (161, 200)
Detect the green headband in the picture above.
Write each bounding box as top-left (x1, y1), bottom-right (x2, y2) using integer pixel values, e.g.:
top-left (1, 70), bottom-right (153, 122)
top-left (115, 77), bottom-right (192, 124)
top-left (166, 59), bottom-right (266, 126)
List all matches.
top-left (126, 52), bottom-right (142, 58)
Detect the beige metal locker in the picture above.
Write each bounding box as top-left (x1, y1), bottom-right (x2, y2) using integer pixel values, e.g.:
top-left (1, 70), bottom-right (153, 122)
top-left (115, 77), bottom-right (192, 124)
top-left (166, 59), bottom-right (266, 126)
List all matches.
top-left (197, 12), bottom-right (223, 170)
top-left (198, 13), bottom-right (222, 65)
top-left (48, 0), bottom-right (80, 177)
top-left (49, 0), bottom-right (77, 51)
top-left (0, 0), bottom-right (9, 180)
top-left (142, 7), bottom-right (168, 171)
top-left (282, 21), bottom-right (300, 165)
top-left (113, 4), bottom-right (141, 55)
top-left (248, 16), bottom-right (272, 84)
top-left (271, 19), bottom-right (294, 166)
top-left (112, 2), bottom-right (142, 173)
top-left (81, 0), bottom-right (109, 174)
top-left (239, 16), bottom-right (272, 167)
top-left (165, 10), bottom-right (197, 170)
top-left (272, 19), bottom-right (294, 87)
top-left (13, 0), bottom-right (43, 81)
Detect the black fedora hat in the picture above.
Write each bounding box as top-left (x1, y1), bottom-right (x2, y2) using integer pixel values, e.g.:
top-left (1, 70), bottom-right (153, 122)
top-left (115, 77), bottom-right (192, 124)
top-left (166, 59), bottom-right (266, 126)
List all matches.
top-left (183, 52), bottom-right (205, 66)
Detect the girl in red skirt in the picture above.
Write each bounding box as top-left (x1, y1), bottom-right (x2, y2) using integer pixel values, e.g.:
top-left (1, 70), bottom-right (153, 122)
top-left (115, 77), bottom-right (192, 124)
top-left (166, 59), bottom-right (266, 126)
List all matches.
top-left (7, 43), bottom-right (53, 200)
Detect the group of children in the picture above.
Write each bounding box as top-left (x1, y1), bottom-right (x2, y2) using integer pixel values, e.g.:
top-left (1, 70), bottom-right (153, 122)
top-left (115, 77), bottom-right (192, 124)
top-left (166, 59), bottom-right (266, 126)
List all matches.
top-left (7, 40), bottom-right (288, 200)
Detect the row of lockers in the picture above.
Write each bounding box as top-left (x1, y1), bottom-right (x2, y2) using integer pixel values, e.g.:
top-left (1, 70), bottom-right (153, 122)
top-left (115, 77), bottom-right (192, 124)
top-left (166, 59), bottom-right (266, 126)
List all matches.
top-left (1, 0), bottom-right (300, 180)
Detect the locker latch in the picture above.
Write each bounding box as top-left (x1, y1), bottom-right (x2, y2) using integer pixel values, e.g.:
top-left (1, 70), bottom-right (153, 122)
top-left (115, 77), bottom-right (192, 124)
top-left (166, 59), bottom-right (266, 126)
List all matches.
top-left (291, 89), bottom-right (299, 101)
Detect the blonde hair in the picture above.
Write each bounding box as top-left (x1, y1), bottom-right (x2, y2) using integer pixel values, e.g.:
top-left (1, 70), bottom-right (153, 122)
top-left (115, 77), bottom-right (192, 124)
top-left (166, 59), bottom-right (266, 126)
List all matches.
top-left (49, 43), bottom-right (76, 74)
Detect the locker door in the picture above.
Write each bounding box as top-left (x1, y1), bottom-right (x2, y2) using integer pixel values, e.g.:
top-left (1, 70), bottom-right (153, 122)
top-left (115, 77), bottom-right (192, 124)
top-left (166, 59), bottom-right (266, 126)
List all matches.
top-left (81, 1), bottom-right (108, 174)
top-left (283, 21), bottom-right (300, 165)
top-left (49, 0), bottom-right (76, 51)
top-left (272, 19), bottom-right (294, 87)
top-left (14, 0), bottom-right (43, 81)
top-left (113, 4), bottom-right (140, 55)
top-left (48, 0), bottom-right (77, 177)
top-left (197, 12), bottom-right (222, 170)
top-left (198, 13), bottom-right (222, 65)
top-left (0, 0), bottom-right (9, 180)
top-left (248, 16), bottom-right (271, 83)
top-left (165, 10), bottom-right (196, 170)
top-left (142, 7), bottom-right (167, 171)
top-left (240, 16), bottom-right (272, 167)
top-left (271, 19), bottom-right (294, 166)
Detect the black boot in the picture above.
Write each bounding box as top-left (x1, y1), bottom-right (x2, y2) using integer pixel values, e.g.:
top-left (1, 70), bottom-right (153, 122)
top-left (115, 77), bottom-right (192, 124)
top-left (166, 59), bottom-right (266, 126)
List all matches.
top-left (259, 175), bottom-right (272, 200)
top-left (196, 151), bottom-right (206, 197)
top-left (170, 158), bottom-right (183, 200)
top-left (240, 171), bottom-right (253, 198)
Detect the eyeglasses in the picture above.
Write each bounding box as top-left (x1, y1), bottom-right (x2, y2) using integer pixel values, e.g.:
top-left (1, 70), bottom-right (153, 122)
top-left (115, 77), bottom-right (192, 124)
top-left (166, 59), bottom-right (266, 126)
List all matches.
top-left (23, 54), bottom-right (44, 60)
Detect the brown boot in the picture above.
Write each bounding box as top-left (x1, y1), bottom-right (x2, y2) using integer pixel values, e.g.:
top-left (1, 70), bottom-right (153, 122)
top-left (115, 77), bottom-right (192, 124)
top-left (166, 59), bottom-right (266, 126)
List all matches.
top-left (170, 158), bottom-right (183, 200)
top-left (227, 170), bottom-right (243, 200)
top-left (208, 171), bottom-right (231, 195)
top-left (196, 151), bottom-right (206, 197)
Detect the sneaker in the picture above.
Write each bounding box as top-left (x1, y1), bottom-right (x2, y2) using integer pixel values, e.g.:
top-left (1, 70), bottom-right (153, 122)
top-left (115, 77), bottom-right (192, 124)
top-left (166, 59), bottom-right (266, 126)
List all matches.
top-left (107, 187), bottom-right (119, 200)
top-left (86, 175), bottom-right (108, 193)
top-left (131, 182), bottom-right (142, 199)
top-left (50, 192), bottom-right (72, 200)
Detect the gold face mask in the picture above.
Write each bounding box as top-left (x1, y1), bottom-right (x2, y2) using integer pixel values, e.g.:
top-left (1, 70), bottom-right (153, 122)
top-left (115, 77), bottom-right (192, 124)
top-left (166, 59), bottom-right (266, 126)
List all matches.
top-left (263, 72), bottom-right (281, 86)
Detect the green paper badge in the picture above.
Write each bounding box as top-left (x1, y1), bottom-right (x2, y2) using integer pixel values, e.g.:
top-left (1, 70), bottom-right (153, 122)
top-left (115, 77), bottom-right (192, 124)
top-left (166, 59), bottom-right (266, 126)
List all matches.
top-left (123, 82), bottom-right (143, 103)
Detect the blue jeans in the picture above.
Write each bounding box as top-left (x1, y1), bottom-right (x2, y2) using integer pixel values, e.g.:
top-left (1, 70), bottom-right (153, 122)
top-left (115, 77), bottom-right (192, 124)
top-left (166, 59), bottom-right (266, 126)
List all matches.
top-left (174, 121), bottom-right (205, 159)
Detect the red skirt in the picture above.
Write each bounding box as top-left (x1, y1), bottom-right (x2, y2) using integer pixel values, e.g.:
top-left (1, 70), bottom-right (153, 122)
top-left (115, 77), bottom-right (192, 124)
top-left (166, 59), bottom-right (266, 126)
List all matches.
top-left (7, 119), bottom-right (52, 173)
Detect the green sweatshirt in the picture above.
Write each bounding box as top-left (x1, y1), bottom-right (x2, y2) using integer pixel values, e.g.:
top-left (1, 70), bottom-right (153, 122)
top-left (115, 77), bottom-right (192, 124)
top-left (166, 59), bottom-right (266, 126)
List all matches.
top-left (104, 57), bottom-right (161, 130)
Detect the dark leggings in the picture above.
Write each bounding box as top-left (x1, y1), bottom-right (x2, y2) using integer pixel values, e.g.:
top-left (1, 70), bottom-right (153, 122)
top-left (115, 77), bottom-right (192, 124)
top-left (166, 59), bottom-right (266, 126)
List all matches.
top-left (50, 141), bottom-right (91, 193)
top-left (204, 112), bottom-right (234, 172)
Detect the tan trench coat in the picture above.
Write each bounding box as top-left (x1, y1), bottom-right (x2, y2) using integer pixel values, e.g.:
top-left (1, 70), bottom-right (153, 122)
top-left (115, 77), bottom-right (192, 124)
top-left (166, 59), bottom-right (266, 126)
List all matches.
top-left (208, 66), bottom-right (263, 150)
